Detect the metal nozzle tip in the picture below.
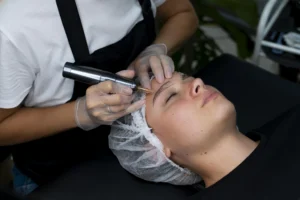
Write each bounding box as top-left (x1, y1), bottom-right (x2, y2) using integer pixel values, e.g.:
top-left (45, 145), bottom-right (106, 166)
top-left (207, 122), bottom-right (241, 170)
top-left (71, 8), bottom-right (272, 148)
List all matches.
top-left (137, 86), bottom-right (153, 94)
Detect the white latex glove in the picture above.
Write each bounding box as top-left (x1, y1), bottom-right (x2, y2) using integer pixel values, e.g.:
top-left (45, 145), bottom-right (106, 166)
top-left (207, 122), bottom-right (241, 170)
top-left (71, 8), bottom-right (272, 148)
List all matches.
top-left (74, 70), bottom-right (145, 131)
top-left (129, 43), bottom-right (175, 89)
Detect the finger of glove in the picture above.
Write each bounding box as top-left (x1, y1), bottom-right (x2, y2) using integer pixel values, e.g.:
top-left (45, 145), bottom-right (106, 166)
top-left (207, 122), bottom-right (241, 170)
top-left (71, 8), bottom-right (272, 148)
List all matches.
top-left (137, 64), bottom-right (151, 89)
top-left (160, 55), bottom-right (174, 78)
top-left (87, 94), bottom-right (135, 110)
top-left (85, 106), bottom-right (115, 124)
top-left (107, 104), bottom-right (130, 113)
top-left (127, 65), bottom-right (134, 70)
top-left (149, 55), bottom-right (164, 83)
top-left (87, 69), bottom-right (135, 95)
top-left (116, 69), bottom-right (135, 79)
top-left (92, 113), bottom-right (114, 125)
top-left (100, 94), bottom-right (135, 106)
top-left (112, 99), bottom-right (145, 119)
top-left (87, 81), bottom-right (132, 96)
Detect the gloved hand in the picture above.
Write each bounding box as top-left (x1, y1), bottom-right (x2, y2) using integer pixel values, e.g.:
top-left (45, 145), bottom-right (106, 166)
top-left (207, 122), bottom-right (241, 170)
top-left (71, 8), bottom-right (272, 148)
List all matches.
top-left (129, 43), bottom-right (175, 89)
top-left (74, 70), bottom-right (145, 131)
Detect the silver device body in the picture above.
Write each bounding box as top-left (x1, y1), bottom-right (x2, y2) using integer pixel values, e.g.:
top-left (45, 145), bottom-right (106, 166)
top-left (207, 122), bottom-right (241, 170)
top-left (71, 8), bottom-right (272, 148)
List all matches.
top-left (63, 62), bottom-right (137, 89)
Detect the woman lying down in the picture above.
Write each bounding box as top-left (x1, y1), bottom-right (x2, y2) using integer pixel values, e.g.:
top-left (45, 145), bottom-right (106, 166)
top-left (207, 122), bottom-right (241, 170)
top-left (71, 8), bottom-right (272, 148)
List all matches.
top-left (109, 72), bottom-right (300, 200)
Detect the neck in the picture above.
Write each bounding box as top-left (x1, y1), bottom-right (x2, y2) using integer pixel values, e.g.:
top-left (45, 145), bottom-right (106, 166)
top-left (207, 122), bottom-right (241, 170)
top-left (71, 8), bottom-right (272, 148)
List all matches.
top-left (190, 130), bottom-right (259, 187)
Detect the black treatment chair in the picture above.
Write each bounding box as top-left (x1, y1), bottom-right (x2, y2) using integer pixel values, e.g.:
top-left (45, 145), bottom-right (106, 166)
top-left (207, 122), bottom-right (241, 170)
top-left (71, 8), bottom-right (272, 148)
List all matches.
top-left (2, 54), bottom-right (300, 200)
top-left (0, 147), bottom-right (10, 164)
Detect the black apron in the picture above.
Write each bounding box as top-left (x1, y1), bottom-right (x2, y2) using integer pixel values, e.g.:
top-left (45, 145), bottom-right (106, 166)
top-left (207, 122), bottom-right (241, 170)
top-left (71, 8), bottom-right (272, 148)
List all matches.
top-left (12, 0), bottom-right (156, 186)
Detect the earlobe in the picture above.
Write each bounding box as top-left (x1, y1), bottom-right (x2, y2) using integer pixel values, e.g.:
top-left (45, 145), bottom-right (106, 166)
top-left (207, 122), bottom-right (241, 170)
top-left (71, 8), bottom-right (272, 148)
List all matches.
top-left (163, 147), bottom-right (171, 158)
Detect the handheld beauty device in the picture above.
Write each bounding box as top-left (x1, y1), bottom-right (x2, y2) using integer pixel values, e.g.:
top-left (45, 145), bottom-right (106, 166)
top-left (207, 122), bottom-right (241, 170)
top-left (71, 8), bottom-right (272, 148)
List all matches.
top-left (62, 62), bottom-right (152, 93)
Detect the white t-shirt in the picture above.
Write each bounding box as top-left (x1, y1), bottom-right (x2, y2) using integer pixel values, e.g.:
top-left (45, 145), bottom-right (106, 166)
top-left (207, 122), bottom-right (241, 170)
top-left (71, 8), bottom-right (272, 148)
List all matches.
top-left (0, 0), bottom-right (165, 109)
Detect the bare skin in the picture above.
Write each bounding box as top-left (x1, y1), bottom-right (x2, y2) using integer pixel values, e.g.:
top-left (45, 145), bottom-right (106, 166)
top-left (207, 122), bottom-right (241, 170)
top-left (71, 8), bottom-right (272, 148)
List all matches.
top-left (145, 72), bottom-right (259, 187)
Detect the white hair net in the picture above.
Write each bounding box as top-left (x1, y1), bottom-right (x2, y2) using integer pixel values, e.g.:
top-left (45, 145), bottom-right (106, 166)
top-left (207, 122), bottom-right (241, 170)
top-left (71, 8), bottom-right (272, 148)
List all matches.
top-left (108, 91), bottom-right (202, 185)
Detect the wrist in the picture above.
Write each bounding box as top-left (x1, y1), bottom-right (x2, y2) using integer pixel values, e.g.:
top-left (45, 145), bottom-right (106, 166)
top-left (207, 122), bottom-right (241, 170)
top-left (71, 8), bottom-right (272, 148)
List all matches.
top-left (75, 96), bottom-right (100, 131)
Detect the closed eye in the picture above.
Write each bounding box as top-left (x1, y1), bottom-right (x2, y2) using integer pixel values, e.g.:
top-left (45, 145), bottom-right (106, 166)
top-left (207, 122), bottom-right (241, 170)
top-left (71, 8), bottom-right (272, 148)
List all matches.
top-left (166, 92), bottom-right (177, 103)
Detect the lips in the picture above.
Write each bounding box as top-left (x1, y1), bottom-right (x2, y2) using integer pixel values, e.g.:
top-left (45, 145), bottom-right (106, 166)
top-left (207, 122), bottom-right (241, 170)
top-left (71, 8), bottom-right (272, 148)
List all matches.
top-left (202, 90), bottom-right (218, 107)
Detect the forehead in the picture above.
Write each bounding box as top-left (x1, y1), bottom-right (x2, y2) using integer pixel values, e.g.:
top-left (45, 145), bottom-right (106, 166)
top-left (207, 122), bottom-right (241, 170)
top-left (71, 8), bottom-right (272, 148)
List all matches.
top-left (150, 72), bottom-right (185, 91)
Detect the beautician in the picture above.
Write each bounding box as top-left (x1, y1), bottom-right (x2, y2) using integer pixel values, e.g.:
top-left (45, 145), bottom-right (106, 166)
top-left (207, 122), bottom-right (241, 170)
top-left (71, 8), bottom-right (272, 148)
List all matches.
top-left (0, 0), bottom-right (199, 196)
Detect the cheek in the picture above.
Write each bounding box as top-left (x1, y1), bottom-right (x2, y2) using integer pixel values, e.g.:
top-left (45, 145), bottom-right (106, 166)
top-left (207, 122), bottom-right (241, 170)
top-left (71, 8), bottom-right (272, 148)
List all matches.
top-left (155, 102), bottom-right (202, 149)
top-left (154, 97), bottom-right (236, 154)
top-left (166, 103), bottom-right (195, 124)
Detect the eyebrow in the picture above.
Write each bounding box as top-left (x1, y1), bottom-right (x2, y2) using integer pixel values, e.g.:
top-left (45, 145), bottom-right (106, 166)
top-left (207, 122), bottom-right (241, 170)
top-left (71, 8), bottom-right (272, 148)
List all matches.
top-left (152, 81), bottom-right (172, 106)
top-left (152, 73), bottom-right (189, 106)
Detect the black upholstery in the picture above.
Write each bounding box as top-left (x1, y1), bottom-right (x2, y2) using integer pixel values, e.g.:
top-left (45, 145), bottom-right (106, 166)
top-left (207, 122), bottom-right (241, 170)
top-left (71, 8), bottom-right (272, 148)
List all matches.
top-left (198, 54), bottom-right (300, 133)
top-left (0, 147), bottom-right (10, 162)
top-left (0, 188), bottom-right (25, 200)
top-left (29, 156), bottom-right (194, 200)
top-left (19, 54), bottom-right (300, 200)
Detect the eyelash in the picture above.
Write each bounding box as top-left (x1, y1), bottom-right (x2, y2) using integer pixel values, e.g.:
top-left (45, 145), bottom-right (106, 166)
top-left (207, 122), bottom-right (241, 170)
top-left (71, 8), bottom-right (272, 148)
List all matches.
top-left (166, 92), bottom-right (177, 103)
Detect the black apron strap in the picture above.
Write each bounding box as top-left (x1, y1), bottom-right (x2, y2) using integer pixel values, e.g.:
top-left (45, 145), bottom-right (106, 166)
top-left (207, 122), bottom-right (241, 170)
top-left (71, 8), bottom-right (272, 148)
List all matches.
top-left (138, 0), bottom-right (156, 42)
top-left (56, 0), bottom-right (90, 63)
top-left (56, 0), bottom-right (155, 63)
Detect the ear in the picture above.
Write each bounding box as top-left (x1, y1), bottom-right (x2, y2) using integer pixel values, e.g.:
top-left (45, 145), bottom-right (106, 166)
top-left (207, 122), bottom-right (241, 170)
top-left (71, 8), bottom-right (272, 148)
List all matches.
top-left (163, 147), bottom-right (171, 158)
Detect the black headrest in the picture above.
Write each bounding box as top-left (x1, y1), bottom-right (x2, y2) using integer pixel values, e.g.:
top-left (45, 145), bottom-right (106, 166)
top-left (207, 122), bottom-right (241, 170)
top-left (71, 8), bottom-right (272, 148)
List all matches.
top-left (0, 147), bottom-right (11, 162)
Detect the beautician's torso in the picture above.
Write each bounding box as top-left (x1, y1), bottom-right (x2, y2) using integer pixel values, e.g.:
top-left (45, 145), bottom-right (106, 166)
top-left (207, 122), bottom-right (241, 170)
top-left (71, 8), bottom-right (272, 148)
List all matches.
top-left (0, 0), bottom-right (162, 108)
top-left (0, 0), bottom-right (164, 185)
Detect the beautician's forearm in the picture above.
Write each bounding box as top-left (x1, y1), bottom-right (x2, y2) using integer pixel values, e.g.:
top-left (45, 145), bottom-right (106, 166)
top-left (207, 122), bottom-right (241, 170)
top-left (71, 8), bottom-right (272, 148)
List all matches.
top-left (0, 102), bottom-right (77, 146)
top-left (154, 9), bottom-right (199, 55)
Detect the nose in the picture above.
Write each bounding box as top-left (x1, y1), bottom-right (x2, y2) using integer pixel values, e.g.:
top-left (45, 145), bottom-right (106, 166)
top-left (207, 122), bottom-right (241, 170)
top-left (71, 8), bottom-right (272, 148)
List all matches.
top-left (190, 78), bottom-right (205, 97)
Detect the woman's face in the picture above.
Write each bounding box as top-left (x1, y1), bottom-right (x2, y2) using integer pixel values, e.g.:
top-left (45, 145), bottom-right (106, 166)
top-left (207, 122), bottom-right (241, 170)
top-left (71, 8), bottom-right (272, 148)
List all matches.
top-left (145, 72), bottom-right (236, 164)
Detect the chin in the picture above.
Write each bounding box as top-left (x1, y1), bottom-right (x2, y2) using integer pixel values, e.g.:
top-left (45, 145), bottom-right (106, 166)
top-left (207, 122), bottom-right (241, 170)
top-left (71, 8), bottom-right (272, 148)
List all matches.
top-left (214, 99), bottom-right (236, 126)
